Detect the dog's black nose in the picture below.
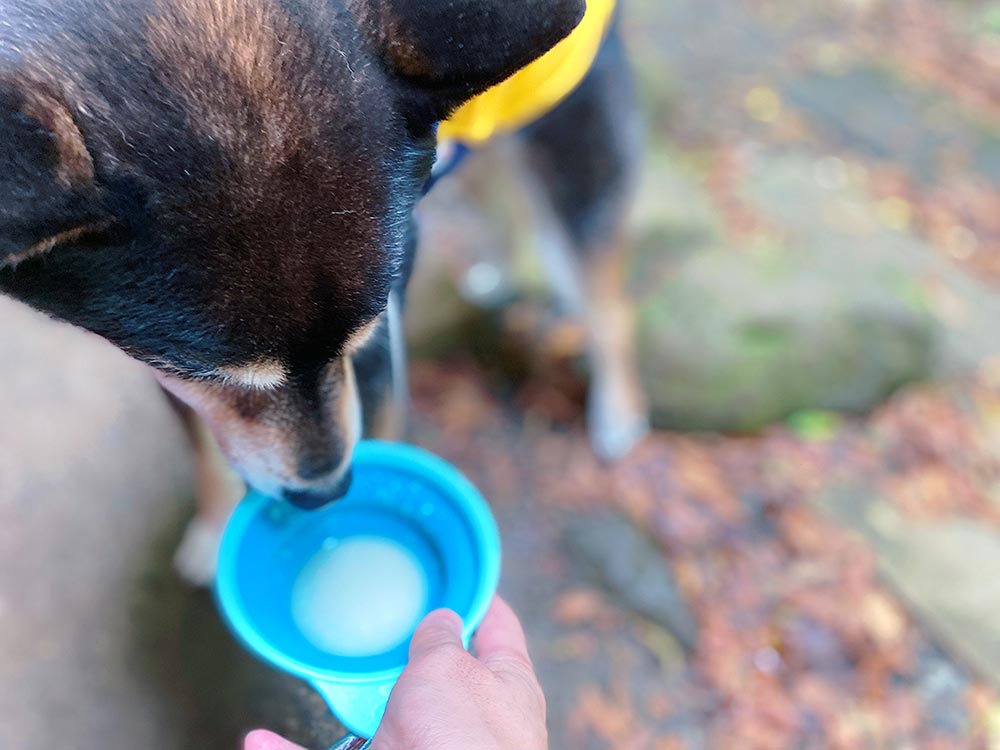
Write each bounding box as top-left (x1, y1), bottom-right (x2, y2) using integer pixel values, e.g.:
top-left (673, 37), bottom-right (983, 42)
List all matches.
top-left (297, 453), bottom-right (341, 482)
top-left (284, 469), bottom-right (354, 510)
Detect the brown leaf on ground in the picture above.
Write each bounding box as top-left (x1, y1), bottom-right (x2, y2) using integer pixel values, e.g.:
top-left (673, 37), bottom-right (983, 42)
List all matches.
top-left (568, 683), bottom-right (640, 748)
top-left (553, 588), bottom-right (609, 628)
top-left (410, 358), bottom-right (987, 749)
top-left (859, 591), bottom-right (907, 648)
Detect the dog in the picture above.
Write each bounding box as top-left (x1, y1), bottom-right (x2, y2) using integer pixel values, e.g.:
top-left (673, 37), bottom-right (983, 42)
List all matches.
top-left (0, 0), bottom-right (647, 584)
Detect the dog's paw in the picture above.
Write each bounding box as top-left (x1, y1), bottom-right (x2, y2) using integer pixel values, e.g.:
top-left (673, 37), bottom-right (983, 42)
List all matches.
top-left (588, 379), bottom-right (650, 462)
top-left (174, 517), bottom-right (223, 587)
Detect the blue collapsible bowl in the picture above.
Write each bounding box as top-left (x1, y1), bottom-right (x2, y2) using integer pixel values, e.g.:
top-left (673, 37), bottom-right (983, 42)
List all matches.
top-left (215, 441), bottom-right (502, 739)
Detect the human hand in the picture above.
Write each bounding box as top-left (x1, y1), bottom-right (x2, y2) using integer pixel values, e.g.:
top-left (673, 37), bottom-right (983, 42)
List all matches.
top-left (245, 596), bottom-right (547, 750)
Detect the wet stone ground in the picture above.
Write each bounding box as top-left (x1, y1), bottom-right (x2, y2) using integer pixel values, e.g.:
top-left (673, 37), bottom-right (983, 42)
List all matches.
top-left (8, 0), bottom-right (1000, 748)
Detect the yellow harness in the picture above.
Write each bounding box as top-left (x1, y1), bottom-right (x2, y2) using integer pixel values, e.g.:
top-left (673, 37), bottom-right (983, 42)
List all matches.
top-left (438, 0), bottom-right (618, 145)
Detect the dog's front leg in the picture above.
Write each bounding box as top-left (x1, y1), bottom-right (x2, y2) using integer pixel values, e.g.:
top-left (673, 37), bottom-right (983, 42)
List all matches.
top-left (165, 391), bottom-right (246, 586)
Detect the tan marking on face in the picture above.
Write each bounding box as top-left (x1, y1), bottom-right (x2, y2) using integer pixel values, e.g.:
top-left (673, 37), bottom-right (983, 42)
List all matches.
top-left (145, 0), bottom-right (315, 158)
top-left (343, 314), bottom-right (383, 356)
top-left (346, 0), bottom-right (434, 78)
top-left (155, 369), bottom-right (310, 497)
top-left (4, 220), bottom-right (112, 268)
top-left (17, 84), bottom-right (95, 187)
top-left (214, 360), bottom-right (289, 391)
top-left (153, 357), bottom-right (363, 498)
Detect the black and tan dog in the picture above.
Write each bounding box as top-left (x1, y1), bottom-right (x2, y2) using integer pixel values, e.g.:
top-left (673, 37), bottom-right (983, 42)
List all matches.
top-left (0, 0), bottom-right (646, 582)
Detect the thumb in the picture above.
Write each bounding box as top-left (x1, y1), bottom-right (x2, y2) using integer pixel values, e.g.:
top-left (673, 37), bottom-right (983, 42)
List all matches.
top-left (244, 730), bottom-right (307, 750)
top-left (408, 609), bottom-right (464, 662)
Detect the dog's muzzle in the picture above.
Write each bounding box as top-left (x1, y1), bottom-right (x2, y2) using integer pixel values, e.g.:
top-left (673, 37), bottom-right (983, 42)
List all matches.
top-left (282, 468), bottom-right (354, 510)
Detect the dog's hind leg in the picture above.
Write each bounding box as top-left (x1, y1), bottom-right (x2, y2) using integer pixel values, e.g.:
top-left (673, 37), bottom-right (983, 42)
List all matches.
top-left (165, 392), bottom-right (245, 586)
top-left (520, 26), bottom-right (648, 461)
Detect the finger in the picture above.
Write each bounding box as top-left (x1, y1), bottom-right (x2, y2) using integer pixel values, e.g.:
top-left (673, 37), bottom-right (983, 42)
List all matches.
top-left (244, 730), bottom-right (307, 750)
top-left (408, 608), bottom-right (464, 662)
top-left (472, 596), bottom-right (532, 668)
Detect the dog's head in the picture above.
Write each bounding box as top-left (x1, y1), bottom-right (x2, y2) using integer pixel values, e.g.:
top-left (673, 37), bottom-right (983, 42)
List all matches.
top-left (0, 0), bottom-right (584, 506)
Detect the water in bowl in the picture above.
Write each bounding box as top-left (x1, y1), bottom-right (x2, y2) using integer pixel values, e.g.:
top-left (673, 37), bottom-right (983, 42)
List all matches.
top-left (291, 535), bottom-right (429, 658)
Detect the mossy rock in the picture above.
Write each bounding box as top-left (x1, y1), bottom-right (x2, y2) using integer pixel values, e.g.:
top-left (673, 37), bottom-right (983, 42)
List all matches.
top-left (637, 243), bottom-right (936, 432)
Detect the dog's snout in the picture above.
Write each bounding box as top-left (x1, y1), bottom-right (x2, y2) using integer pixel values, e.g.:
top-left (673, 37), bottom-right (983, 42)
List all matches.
top-left (283, 468), bottom-right (354, 510)
top-left (297, 452), bottom-right (341, 482)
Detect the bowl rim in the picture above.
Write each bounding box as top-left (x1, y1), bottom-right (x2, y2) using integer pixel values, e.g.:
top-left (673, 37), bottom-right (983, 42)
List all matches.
top-left (214, 440), bottom-right (502, 685)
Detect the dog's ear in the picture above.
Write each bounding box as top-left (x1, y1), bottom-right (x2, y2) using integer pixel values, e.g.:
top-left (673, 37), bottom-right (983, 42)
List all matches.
top-left (351, 0), bottom-right (586, 122)
top-left (0, 73), bottom-right (107, 268)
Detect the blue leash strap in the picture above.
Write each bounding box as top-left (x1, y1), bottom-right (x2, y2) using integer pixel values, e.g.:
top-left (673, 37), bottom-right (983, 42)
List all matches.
top-left (423, 141), bottom-right (471, 195)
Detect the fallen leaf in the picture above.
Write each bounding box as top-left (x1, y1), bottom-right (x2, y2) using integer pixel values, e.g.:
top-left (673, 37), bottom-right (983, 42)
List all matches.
top-left (553, 588), bottom-right (607, 628)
